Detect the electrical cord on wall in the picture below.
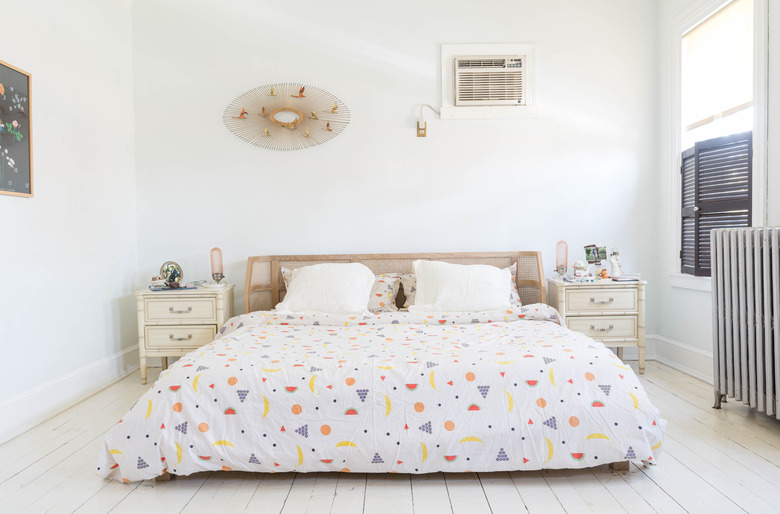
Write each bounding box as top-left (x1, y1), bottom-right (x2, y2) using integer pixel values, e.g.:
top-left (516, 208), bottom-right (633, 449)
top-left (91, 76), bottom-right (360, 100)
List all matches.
top-left (417, 104), bottom-right (440, 137)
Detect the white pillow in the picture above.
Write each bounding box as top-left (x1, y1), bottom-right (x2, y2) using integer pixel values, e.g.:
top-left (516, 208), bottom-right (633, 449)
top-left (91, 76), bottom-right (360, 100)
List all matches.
top-left (281, 266), bottom-right (401, 312)
top-left (409, 260), bottom-right (512, 312)
top-left (401, 263), bottom-right (523, 309)
top-left (275, 263), bottom-right (375, 314)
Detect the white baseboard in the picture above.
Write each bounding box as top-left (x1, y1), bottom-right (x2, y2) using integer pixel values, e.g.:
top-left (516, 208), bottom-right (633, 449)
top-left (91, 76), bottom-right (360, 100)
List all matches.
top-left (611, 341), bottom-right (657, 362)
top-left (0, 345), bottom-right (140, 445)
top-left (649, 333), bottom-right (714, 384)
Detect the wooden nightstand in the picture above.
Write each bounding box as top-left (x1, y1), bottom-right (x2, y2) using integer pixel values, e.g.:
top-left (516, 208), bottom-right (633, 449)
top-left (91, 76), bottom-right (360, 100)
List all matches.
top-left (547, 278), bottom-right (646, 374)
top-left (135, 285), bottom-right (234, 384)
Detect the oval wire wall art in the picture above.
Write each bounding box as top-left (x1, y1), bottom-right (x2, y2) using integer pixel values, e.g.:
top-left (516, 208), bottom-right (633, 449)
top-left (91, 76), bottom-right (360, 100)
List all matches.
top-left (223, 83), bottom-right (350, 151)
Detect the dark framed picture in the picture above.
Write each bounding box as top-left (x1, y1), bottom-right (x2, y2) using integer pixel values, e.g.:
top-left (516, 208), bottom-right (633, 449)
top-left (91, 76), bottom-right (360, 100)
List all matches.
top-left (0, 60), bottom-right (32, 198)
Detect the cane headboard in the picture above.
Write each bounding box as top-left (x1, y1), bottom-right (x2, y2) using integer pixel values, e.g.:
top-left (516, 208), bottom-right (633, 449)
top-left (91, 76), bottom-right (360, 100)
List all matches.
top-left (244, 251), bottom-right (545, 314)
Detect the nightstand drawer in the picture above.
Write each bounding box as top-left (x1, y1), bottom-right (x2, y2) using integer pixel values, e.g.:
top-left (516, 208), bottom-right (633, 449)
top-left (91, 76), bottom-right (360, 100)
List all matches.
top-left (565, 288), bottom-right (636, 313)
top-left (145, 325), bottom-right (216, 349)
top-left (567, 316), bottom-right (637, 339)
top-left (145, 298), bottom-right (216, 322)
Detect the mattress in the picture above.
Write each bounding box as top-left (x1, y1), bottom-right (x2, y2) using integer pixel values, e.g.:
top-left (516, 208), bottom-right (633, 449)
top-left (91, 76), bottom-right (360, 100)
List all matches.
top-left (97, 305), bottom-right (665, 482)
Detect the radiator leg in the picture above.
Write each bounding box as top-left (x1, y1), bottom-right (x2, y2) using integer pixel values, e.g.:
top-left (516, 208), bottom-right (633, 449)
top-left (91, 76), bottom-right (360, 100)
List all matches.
top-left (713, 391), bottom-right (727, 409)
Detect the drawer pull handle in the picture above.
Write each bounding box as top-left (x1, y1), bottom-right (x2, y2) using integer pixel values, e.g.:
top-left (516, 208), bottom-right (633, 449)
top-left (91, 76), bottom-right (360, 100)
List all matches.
top-left (590, 324), bottom-right (615, 333)
top-left (169, 306), bottom-right (193, 314)
top-left (169, 334), bottom-right (193, 341)
top-left (590, 297), bottom-right (614, 305)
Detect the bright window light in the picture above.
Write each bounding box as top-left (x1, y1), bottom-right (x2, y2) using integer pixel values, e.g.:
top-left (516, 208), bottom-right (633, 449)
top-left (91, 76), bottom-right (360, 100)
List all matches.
top-left (681, 0), bottom-right (753, 149)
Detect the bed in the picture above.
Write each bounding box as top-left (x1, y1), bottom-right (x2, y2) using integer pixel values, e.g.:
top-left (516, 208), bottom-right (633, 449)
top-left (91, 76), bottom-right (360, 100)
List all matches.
top-left (98, 251), bottom-right (664, 482)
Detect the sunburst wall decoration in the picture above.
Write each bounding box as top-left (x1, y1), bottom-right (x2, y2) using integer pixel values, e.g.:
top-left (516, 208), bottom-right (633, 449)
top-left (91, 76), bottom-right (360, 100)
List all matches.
top-left (223, 83), bottom-right (350, 151)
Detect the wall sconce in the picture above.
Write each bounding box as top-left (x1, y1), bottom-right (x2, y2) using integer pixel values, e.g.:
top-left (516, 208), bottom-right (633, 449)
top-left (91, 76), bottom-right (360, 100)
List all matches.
top-left (417, 104), bottom-right (440, 137)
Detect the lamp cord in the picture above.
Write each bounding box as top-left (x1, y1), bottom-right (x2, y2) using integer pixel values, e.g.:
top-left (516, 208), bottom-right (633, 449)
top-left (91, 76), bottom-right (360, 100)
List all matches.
top-left (419, 104), bottom-right (440, 120)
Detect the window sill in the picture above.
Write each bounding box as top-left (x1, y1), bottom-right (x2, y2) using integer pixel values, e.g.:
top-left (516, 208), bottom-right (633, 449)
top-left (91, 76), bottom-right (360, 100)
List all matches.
top-left (668, 272), bottom-right (712, 292)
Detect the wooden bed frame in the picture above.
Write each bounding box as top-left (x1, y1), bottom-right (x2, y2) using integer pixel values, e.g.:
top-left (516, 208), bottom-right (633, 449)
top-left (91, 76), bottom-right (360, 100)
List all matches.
top-left (244, 251), bottom-right (546, 314)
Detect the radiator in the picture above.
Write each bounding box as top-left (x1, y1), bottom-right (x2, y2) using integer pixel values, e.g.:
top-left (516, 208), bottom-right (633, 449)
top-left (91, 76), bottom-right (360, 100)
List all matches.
top-left (711, 227), bottom-right (780, 418)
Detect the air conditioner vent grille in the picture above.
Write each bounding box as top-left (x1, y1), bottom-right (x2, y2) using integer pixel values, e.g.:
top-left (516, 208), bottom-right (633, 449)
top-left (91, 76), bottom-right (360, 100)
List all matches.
top-left (454, 55), bottom-right (526, 106)
top-left (457, 73), bottom-right (524, 102)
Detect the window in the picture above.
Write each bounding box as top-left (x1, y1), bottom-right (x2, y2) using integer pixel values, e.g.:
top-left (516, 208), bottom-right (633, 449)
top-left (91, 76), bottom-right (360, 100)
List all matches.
top-left (678, 0), bottom-right (754, 277)
top-left (680, 131), bottom-right (752, 276)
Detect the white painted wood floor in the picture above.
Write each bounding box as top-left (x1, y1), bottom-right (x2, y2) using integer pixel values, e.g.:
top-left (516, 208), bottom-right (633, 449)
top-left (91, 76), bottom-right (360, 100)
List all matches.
top-left (2, 361), bottom-right (780, 514)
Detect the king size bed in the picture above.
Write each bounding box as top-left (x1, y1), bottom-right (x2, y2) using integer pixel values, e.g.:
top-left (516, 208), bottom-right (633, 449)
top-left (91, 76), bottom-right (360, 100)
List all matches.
top-left (98, 251), bottom-right (664, 482)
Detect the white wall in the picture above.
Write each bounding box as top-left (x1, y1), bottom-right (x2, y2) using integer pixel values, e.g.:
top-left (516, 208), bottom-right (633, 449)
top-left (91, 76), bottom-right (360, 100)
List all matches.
top-left (10, 0), bottom-right (760, 441)
top-left (0, 0), bottom-right (137, 442)
top-left (769, 0), bottom-right (780, 226)
top-left (654, 0), bottom-right (780, 382)
top-left (132, 0), bottom-right (660, 324)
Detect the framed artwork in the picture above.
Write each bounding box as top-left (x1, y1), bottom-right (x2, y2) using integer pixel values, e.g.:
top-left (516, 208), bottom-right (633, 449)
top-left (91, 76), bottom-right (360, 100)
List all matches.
top-left (0, 60), bottom-right (32, 198)
top-left (223, 82), bottom-right (350, 151)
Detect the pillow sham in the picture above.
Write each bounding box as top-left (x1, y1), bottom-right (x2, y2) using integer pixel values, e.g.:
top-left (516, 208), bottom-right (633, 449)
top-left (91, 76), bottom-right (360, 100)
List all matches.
top-left (370, 274), bottom-right (401, 312)
top-left (409, 260), bottom-right (511, 312)
top-left (282, 266), bottom-right (401, 313)
top-left (506, 262), bottom-right (523, 306)
top-left (401, 262), bottom-right (522, 309)
top-left (275, 263), bottom-right (375, 314)
top-left (399, 273), bottom-right (417, 309)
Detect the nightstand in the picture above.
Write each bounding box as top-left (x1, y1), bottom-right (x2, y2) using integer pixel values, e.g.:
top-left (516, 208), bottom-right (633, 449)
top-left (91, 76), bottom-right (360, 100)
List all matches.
top-left (547, 278), bottom-right (646, 374)
top-left (135, 285), bottom-right (234, 384)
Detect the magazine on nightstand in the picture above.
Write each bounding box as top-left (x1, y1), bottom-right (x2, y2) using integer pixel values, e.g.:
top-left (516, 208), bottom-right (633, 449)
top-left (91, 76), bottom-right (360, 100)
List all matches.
top-left (612, 273), bottom-right (641, 282)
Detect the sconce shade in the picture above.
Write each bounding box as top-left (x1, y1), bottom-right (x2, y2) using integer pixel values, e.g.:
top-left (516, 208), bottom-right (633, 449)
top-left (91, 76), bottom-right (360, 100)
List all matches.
top-left (210, 247), bottom-right (223, 276)
top-left (555, 241), bottom-right (568, 274)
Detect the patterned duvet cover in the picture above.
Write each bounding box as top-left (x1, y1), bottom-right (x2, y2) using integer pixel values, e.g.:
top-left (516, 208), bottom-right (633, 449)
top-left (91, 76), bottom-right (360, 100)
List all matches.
top-left (98, 305), bottom-right (664, 482)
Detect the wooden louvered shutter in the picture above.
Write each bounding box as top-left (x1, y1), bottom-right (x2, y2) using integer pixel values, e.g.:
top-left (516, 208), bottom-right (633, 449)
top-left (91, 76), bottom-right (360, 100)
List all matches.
top-left (680, 148), bottom-right (697, 275)
top-left (680, 131), bottom-right (752, 276)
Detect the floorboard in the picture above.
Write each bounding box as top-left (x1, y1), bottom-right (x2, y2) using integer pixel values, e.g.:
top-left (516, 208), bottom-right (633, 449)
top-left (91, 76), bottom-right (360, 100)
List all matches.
top-left (2, 363), bottom-right (780, 513)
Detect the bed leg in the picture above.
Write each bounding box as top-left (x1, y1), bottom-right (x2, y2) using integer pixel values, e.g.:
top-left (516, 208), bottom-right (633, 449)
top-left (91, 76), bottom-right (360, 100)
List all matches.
top-left (155, 471), bottom-right (172, 482)
top-left (609, 461), bottom-right (630, 472)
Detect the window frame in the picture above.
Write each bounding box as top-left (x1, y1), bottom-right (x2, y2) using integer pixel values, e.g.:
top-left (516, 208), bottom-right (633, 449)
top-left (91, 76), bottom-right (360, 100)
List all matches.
top-left (667, 0), bottom-right (768, 291)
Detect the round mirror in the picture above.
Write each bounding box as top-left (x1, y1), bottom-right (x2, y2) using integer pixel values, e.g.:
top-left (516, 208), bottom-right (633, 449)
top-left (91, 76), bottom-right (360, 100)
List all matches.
top-left (271, 110), bottom-right (301, 124)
